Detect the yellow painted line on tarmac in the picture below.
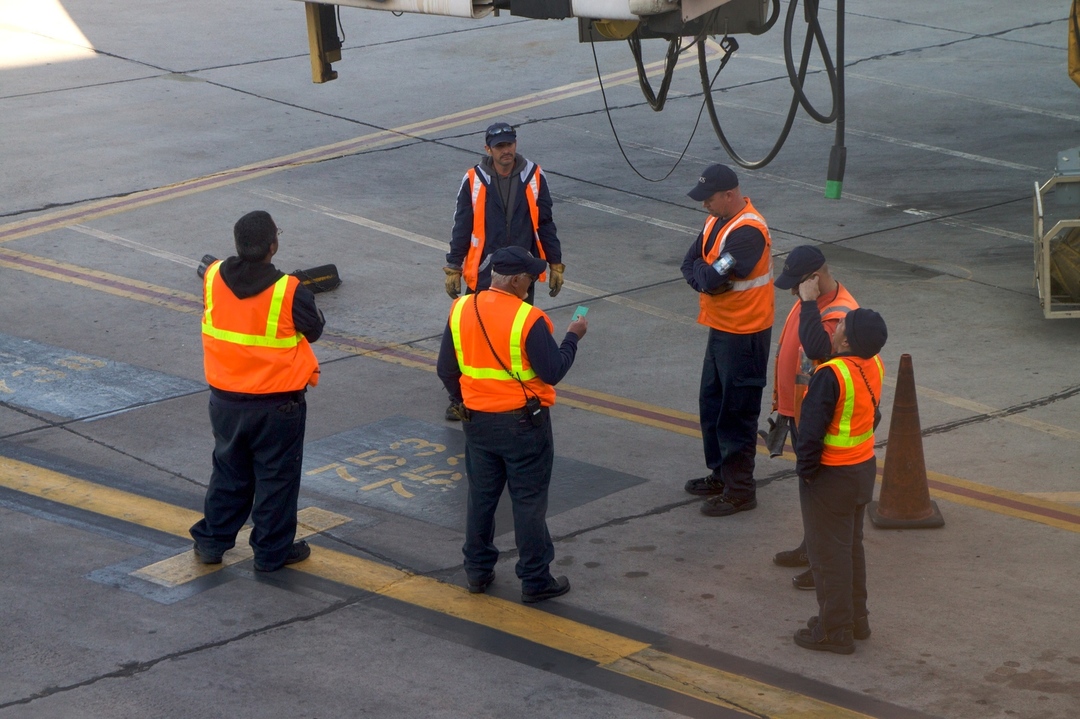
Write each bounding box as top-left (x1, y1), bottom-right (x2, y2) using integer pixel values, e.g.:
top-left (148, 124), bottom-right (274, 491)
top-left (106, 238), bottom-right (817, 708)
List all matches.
top-left (5, 250), bottom-right (1080, 534)
top-left (925, 471), bottom-right (1080, 534)
top-left (1024, 491), bottom-right (1080, 503)
top-left (0, 455), bottom-right (202, 536)
top-left (0, 247), bottom-right (200, 314)
top-left (132, 506), bottom-right (351, 587)
top-left (2, 248), bottom-right (1077, 532)
top-left (0, 455), bottom-right (877, 718)
top-left (0, 47), bottom-right (724, 246)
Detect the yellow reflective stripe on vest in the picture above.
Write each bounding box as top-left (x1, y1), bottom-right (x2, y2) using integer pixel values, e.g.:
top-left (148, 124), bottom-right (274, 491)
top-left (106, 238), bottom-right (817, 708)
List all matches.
top-left (201, 263), bottom-right (302, 348)
top-left (449, 296), bottom-right (538, 382)
top-left (821, 359), bottom-right (873, 447)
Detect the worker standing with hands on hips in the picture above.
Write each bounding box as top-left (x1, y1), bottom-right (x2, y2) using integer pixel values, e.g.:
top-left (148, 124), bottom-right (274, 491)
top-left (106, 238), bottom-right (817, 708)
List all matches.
top-left (437, 247), bottom-right (586, 604)
top-left (765, 246), bottom-right (859, 592)
top-left (190, 211), bottom-right (325, 573)
top-left (443, 122), bottom-right (565, 421)
top-left (793, 308), bottom-right (886, 655)
top-left (681, 164), bottom-right (775, 517)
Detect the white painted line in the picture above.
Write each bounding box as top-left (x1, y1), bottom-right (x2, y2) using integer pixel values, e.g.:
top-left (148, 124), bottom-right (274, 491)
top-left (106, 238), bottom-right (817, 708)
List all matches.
top-left (69, 225), bottom-right (200, 267)
top-left (252, 189), bottom-right (697, 324)
top-left (902, 208), bottom-right (1029, 242)
top-left (251, 189), bottom-right (446, 251)
top-left (551, 193), bottom-right (698, 235)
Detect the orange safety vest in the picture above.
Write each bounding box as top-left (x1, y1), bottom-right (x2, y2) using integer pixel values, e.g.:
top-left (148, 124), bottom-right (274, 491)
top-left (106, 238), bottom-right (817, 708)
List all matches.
top-left (448, 288), bottom-right (557, 412)
top-left (461, 161), bottom-right (548, 290)
top-left (201, 261), bottom-right (320, 394)
top-left (817, 355), bottom-right (884, 466)
top-left (697, 197), bottom-right (774, 334)
top-left (782, 284), bottom-right (859, 423)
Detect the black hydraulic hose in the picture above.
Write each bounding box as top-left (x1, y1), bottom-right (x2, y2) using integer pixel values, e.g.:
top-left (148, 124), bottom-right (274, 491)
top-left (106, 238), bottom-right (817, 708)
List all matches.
top-left (590, 31), bottom-right (727, 182)
top-left (782, 0), bottom-right (837, 123)
top-left (629, 34), bottom-right (681, 111)
top-left (698, 35), bottom-right (803, 169)
top-left (699, 0), bottom-right (840, 170)
top-left (760, 0), bottom-right (781, 34)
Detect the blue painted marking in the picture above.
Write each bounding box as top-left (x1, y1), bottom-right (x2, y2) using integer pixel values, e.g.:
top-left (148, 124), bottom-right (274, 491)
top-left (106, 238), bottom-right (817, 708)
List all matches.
top-left (0, 334), bottom-right (204, 419)
top-left (302, 416), bottom-right (646, 531)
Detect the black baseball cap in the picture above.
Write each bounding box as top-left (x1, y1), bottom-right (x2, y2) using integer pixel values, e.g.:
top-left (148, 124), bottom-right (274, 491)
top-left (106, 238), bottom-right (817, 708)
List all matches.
top-left (485, 122), bottom-right (517, 147)
top-left (774, 245), bottom-right (827, 290)
top-left (490, 246), bottom-right (546, 276)
top-left (688, 164), bottom-right (739, 201)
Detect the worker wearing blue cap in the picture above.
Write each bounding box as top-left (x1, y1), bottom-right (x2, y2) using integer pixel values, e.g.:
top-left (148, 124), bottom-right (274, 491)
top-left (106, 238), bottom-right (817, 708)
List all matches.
top-left (681, 164), bottom-right (775, 517)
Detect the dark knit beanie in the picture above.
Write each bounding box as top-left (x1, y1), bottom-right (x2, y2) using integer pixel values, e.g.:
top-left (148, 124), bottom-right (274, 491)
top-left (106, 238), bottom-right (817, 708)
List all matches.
top-left (845, 308), bottom-right (887, 359)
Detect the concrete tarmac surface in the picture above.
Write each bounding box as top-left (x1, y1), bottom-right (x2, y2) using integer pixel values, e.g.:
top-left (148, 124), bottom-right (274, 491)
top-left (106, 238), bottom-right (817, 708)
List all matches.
top-left (2, 1), bottom-right (1079, 717)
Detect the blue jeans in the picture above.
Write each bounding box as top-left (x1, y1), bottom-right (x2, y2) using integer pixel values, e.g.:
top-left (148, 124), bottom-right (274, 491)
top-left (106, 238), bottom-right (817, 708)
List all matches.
top-left (699, 327), bottom-right (770, 499)
top-left (190, 397), bottom-right (306, 570)
top-left (800, 458), bottom-right (876, 638)
top-left (462, 407), bottom-right (555, 593)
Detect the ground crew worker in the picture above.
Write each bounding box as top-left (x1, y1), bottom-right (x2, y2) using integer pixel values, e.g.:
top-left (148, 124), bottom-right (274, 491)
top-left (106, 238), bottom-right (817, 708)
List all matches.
top-left (681, 164), bottom-right (774, 517)
top-left (793, 308), bottom-right (886, 655)
top-left (436, 246), bottom-right (586, 604)
top-left (190, 211), bottom-right (325, 573)
top-left (766, 246), bottom-right (859, 591)
top-left (443, 122), bottom-right (565, 421)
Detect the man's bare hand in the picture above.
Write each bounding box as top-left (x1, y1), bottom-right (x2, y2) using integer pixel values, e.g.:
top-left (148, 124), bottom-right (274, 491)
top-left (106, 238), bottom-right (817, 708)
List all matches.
top-left (568, 316), bottom-right (588, 339)
top-left (797, 274), bottom-right (821, 302)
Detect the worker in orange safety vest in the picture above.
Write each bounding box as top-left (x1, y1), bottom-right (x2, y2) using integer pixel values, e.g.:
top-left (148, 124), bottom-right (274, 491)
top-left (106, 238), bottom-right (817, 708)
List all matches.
top-left (792, 308), bottom-right (886, 655)
top-left (190, 210), bottom-right (325, 573)
top-left (681, 164), bottom-right (775, 518)
top-left (437, 246), bottom-right (586, 604)
top-left (765, 246), bottom-right (859, 592)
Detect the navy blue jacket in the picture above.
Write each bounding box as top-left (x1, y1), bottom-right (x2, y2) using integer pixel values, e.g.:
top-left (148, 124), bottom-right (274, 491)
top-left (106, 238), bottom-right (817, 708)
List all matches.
top-left (447, 155), bottom-right (562, 292)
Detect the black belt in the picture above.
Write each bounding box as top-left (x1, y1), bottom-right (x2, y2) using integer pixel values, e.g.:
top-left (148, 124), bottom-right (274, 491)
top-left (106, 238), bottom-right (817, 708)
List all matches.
top-left (468, 406), bottom-right (548, 419)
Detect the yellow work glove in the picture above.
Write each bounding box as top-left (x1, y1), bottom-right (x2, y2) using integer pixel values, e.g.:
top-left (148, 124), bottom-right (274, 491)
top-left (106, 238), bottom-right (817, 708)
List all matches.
top-left (443, 266), bottom-right (462, 299)
top-left (548, 263), bottom-right (565, 297)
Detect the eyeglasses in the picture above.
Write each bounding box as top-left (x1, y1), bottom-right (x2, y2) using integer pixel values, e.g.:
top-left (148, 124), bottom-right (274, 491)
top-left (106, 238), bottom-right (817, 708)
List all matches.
top-left (276, 228), bottom-right (283, 237)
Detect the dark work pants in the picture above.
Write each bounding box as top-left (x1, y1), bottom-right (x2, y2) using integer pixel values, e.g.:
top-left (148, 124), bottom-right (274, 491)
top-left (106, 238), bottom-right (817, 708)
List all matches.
top-left (699, 327), bottom-right (771, 500)
top-left (190, 398), bottom-right (306, 570)
top-left (462, 407), bottom-right (555, 593)
top-left (800, 458), bottom-right (877, 639)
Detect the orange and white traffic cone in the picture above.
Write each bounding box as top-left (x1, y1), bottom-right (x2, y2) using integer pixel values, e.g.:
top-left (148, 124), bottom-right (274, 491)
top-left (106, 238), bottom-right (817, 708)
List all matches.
top-left (868, 354), bottom-right (945, 529)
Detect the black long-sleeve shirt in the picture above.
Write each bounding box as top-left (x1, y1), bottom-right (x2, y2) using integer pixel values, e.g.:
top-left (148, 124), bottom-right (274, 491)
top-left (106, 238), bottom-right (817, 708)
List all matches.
top-left (680, 223), bottom-right (766, 294)
top-left (797, 299), bottom-right (832, 361)
top-left (437, 299), bottom-right (579, 404)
